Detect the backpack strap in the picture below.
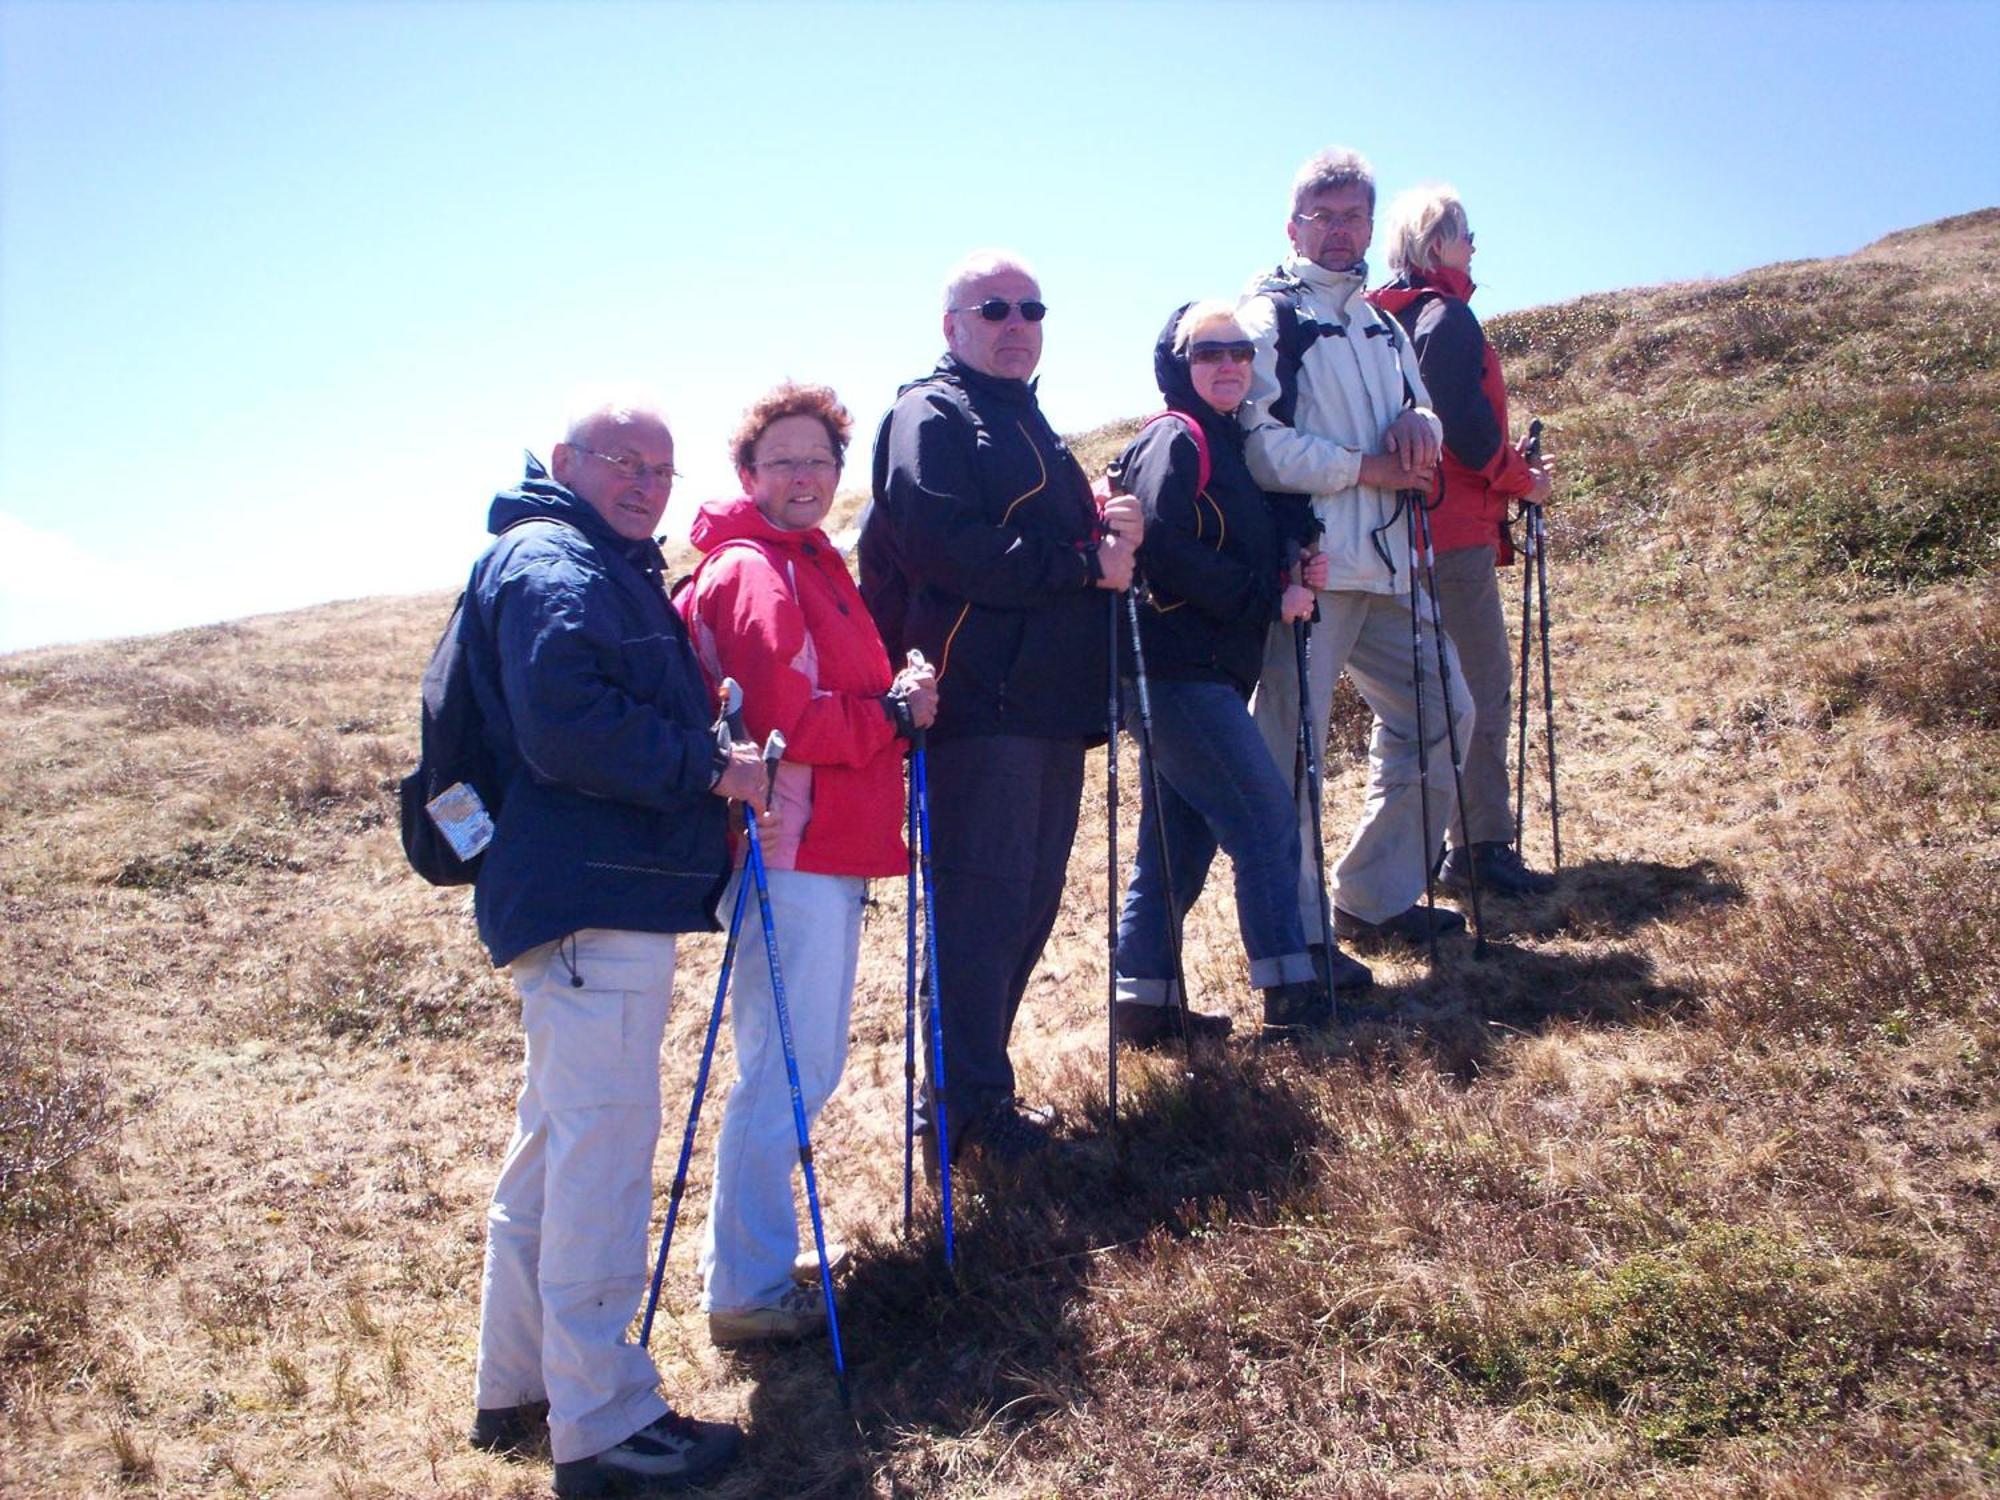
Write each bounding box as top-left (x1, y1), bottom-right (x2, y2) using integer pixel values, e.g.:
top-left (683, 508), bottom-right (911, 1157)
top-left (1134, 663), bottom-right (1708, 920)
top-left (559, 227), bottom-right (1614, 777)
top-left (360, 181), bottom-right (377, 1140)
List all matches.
top-left (1257, 268), bottom-right (1335, 429)
top-left (1139, 410), bottom-right (1213, 494)
top-left (674, 535), bottom-right (807, 687)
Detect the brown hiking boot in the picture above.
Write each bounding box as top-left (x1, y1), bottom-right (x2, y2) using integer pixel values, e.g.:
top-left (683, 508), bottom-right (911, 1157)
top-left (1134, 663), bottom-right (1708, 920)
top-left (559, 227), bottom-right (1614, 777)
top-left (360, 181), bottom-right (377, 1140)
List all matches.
top-left (1113, 1000), bottom-right (1233, 1049)
top-left (1260, 980), bottom-right (1333, 1036)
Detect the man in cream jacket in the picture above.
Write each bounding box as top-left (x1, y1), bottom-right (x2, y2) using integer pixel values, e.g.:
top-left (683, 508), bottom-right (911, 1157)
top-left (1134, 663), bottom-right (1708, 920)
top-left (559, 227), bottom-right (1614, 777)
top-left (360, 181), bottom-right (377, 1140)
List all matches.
top-left (1239, 145), bottom-right (1473, 978)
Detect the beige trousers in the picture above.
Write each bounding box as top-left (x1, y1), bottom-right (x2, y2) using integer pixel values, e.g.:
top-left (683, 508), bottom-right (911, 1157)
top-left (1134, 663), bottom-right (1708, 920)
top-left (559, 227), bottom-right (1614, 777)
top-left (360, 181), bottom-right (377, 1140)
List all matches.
top-left (1428, 544), bottom-right (1516, 848)
top-left (1252, 587), bottom-right (1473, 928)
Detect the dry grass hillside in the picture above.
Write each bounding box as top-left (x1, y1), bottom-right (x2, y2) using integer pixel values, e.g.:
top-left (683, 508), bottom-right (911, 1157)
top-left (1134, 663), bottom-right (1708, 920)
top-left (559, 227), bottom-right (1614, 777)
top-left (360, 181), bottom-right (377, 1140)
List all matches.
top-left (4, 213), bottom-right (1997, 1498)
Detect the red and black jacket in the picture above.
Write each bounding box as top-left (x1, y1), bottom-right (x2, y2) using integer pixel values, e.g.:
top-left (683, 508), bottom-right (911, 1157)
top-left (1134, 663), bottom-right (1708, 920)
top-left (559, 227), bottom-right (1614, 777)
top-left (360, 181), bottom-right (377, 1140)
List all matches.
top-left (1369, 268), bottom-right (1536, 561)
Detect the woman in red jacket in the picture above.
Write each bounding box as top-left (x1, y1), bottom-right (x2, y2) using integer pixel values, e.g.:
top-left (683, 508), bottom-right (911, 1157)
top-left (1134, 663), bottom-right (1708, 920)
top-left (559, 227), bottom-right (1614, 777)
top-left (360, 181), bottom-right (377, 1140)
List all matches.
top-left (1371, 186), bottom-right (1557, 897)
top-left (678, 382), bottom-right (936, 1345)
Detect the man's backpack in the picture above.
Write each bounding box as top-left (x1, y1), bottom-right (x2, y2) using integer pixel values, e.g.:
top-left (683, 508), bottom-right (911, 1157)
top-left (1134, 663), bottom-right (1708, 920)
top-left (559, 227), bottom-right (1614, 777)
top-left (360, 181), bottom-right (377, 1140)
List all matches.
top-left (397, 589), bottom-right (501, 887)
top-left (397, 513), bottom-right (576, 886)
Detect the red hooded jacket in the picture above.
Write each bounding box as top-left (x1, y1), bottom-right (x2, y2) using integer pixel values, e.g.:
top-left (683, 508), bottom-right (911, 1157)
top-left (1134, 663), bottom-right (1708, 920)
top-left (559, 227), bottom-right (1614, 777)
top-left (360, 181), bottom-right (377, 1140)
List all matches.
top-left (1368, 267), bottom-right (1536, 562)
top-left (678, 496), bottom-right (906, 878)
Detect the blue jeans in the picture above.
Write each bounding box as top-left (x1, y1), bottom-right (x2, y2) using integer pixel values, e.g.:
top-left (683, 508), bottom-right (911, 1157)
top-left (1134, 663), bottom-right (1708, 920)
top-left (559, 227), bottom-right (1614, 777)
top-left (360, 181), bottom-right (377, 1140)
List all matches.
top-left (1115, 677), bottom-right (1314, 1003)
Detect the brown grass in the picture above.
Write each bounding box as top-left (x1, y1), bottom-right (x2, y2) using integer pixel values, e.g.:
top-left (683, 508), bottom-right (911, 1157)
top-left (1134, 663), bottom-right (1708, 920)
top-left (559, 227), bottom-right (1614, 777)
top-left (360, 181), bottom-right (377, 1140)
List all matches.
top-left (3, 214), bottom-right (2000, 1496)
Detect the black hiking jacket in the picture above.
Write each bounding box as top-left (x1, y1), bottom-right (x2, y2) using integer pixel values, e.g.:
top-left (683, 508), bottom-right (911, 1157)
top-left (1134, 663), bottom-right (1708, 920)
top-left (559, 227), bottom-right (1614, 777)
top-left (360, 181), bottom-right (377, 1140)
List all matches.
top-left (859, 357), bottom-right (1110, 744)
top-left (1112, 307), bottom-right (1290, 698)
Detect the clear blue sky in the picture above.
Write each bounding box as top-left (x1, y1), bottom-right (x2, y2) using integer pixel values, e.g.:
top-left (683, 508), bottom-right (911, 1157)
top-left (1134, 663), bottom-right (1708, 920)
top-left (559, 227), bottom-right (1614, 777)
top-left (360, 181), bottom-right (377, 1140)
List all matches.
top-left (2, 0), bottom-right (1995, 651)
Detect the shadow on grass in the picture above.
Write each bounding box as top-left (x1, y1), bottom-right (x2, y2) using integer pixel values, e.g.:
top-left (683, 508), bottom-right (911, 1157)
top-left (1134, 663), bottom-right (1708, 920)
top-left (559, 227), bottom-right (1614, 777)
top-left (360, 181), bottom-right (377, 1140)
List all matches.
top-left (1480, 855), bottom-right (1743, 940)
top-left (719, 1049), bottom-right (1329, 1495)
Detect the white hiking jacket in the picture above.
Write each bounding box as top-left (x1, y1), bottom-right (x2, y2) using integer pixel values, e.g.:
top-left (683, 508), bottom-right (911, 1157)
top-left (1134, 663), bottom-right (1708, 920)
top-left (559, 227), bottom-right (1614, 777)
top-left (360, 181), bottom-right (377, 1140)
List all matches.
top-left (1236, 255), bottom-right (1443, 595)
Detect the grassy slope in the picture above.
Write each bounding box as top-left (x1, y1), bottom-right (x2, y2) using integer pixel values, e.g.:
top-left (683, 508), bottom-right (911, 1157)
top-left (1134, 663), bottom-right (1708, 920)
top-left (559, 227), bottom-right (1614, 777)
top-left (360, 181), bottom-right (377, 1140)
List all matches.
top-left (3, 214), bottom-right (1997, 1498)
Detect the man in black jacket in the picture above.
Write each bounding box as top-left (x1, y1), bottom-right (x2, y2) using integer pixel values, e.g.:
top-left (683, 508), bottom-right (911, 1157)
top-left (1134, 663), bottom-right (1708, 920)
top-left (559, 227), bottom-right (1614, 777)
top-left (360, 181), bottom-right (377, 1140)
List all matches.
top-left (859, 250), bottom-right (1141, 1167)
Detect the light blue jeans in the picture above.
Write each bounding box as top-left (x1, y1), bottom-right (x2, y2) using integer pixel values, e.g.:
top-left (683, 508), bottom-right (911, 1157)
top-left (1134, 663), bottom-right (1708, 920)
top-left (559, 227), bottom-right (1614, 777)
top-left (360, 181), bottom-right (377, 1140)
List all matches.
top-left (698, 868), bottom-right (862, 1314)
top-left (1115, 677), bottom-right (1314, 1003)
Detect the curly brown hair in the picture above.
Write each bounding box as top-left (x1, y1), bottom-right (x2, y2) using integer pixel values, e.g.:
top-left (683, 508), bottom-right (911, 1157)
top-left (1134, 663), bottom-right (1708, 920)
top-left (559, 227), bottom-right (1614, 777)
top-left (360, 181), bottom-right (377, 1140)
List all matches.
top-left (729, 382), bottom-right (853, 473)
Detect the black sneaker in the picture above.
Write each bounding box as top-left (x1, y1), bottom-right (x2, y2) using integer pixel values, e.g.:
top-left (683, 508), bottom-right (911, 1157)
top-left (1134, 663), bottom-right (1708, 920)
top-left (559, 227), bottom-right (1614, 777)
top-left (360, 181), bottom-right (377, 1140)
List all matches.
top-left (468, 1399), bottom-right (548, 1456)
top-left (1334, 903), bottom-right (1466, 949)
top-left (1113, 1000), bottom-right (1233, 1049)
top-left (1307, 942), bottom-right (1375, 994)
top-left (1441, 842), bottom-right (1556, 897)
top-left (1260, 980), bottom-right (1333, 1036)
top-left (552, 1410), bottom-right (742, 1497)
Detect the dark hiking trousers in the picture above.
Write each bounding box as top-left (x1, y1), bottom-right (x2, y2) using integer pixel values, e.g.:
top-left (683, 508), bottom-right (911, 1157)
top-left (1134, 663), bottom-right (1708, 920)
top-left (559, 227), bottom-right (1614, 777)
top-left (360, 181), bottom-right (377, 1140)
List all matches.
top-left (920, 734), bottom-right (1087, 1130)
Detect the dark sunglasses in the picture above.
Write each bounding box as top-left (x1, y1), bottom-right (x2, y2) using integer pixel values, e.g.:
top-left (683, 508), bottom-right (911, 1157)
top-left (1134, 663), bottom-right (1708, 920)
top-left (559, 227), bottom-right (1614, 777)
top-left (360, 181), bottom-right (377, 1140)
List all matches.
top-left (951, 298), bottom-right (1048, 322)
top-left (1188, 340), bottom-right (1255, 365)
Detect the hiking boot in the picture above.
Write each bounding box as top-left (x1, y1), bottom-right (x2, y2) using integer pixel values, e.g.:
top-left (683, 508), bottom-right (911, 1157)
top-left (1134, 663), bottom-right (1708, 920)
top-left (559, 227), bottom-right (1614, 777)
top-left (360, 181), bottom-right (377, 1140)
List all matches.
top-left (1334, 903), bottom-right (1466, 949)
top-left (1307, 942), bottom-right (1374, 994)
top-left (1260, 980), bottom-right (1333, 1036)
top-left (467, 1399), bottom-right (547, 1456)
top-left (708, 1281), bottom-right (827, 1348)
top-left (962, 1096), bottom-right (1057, 1169)
top-left (1440, 841), bottom-right (1556, 897)
top-left (551, 1409), bottom-right (741, 1497)
top-left (1113, 999), bottom-right (1233, 1049)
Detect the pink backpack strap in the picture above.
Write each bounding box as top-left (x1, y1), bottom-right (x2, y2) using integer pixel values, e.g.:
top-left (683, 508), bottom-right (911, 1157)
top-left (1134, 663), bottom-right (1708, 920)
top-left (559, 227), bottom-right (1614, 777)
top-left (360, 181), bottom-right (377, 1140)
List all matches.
top-left (1141, 409), bottom-right (1212, 495)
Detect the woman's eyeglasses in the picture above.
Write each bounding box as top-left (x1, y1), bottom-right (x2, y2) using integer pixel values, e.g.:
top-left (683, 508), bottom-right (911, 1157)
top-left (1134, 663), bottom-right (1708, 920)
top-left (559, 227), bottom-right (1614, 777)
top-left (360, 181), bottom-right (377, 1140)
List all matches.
top-left (950, 298), bottom-right (1048, 323)
top-left (1189, 340), bottom-right (1255, 366)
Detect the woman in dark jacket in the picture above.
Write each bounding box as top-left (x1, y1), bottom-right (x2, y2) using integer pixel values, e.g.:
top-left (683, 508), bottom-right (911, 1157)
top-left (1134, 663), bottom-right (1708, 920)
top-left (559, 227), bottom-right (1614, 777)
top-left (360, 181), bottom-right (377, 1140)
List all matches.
top-left (1370, 185), bottom-right (1556, 897)
top-left (1111, 300), bottom-right (1346, 1043)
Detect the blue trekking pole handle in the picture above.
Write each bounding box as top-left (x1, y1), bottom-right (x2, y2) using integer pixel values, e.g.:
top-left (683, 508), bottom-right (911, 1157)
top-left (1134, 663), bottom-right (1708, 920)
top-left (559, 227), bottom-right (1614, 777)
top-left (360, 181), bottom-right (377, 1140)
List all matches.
top-left (640, 869), bottom-right (750, 1348)
top-left (740, 726), bottom-right (851, 1407)
top-left (905, 649), bottom-right (957, 1268)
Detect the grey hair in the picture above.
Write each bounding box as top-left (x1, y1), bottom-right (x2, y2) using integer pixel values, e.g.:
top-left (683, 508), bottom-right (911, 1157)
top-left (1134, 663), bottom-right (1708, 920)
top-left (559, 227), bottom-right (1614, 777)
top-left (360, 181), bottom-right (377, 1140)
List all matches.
top-left (942, 248), bottom-right (1039, 312)
top-left (1290, 146), bottom-right (1376, 216)
top-left (1171, 299), bottom-right (1245, 355)
top-left (1383, 183), bottom-right (1469, 275)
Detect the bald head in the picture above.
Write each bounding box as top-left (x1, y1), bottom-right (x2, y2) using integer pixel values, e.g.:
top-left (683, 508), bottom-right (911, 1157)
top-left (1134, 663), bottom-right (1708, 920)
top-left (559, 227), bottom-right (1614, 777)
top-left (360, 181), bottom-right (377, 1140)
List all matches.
top-left (550, 396), bottom-right (677, 542)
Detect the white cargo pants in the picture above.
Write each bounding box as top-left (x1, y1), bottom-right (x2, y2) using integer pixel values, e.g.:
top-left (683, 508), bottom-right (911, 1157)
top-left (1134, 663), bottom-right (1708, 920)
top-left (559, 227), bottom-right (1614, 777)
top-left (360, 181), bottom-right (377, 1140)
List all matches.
top-left (473, 927), bottom-right (676, 1464)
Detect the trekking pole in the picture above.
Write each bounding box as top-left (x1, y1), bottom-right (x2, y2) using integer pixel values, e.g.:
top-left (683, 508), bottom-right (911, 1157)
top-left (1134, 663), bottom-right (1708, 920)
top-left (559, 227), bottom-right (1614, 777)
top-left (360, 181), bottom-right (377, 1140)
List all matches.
top-left (639, 852), bottom-right (751, 1348)
top-left (1513, 422), bottom-right (1541, 849)
top-left (901, 762), bottom-right (917, 1238)
top-left (1401, 496), bottom-right (1442, 970)
top-left (1285, 533), bottom-right (1339, 977)
top-left (904, 650), bottom-right (956, 1269)
top-left (1124, 584), bottom-right (1192, 1040)
top-left (1533, 492), bottom-right (1562, 874)
top-left (718, 694), bottom-right (850, 1407)
top-left (1412, 491), bottom-right (1488, 959)
top-left (1105, 594), bottom-right (1121, 1143)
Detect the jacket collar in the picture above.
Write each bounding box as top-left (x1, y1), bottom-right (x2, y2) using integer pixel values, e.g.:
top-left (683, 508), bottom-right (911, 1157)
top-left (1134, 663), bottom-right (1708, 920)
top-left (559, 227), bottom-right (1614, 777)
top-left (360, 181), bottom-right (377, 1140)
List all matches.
top-left (1283, 253), bottom-right (1368, 314)
top-left (687, 493), bottom-right (829, 557)
top-left (935, 354), bottom-right (1039, 407)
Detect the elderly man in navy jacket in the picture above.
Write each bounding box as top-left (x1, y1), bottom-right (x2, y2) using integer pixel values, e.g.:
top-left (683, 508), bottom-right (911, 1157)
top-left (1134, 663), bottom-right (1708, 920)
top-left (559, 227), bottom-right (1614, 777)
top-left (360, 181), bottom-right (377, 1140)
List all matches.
top-left (460, 398), bottom-right (765, 1498)
top-left (859, 250), bottom-right (1142, 1171)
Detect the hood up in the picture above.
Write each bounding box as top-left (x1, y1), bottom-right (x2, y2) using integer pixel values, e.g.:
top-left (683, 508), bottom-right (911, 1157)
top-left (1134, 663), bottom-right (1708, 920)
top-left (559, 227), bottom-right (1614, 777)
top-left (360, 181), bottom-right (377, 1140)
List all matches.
top-left (1151, 302), bottom-right (1247, 456)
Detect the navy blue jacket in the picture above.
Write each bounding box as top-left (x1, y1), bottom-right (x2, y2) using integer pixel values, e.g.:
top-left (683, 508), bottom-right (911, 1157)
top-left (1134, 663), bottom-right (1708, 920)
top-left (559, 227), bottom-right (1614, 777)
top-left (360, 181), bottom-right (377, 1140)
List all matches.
top-left (859, 358), bottom-right (1110, 744)
top-left (463, 460), bottom-right (729, 966)
top-left (1115, 306), bottom-right (1290, 698)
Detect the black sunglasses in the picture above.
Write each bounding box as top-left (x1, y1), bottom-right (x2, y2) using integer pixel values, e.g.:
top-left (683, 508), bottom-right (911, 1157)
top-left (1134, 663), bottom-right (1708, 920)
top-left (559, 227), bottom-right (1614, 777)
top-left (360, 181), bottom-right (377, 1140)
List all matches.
top-left (1188, 340), bottom-right (1255, 365)
top-left (950, 298), bottom-right (1048, 323)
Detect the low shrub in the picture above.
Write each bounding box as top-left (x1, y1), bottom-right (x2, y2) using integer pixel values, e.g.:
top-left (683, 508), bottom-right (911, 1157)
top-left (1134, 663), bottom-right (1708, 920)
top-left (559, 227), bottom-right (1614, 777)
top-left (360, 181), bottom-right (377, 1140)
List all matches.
top-left (1473, 1226), bottom-right (1909, 1460)
top-left (1807, 593), bottom-right (2000, 730)
top-left (0, 1015), bottom-right (115, 1393)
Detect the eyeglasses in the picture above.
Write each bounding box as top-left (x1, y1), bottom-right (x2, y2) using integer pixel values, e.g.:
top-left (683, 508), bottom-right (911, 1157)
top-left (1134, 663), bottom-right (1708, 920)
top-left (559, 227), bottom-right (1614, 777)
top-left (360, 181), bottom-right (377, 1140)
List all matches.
top-left (752, 457), bottom-right (839, 477)
top-left (949, 298), bottom-right (1048, 323)
top-left (572, 445), bottom-right (680, 484)
top-left (1293, 207), bottom-right (1370, 232)
top-left (1189, 340), bottom-right (1255, 366)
